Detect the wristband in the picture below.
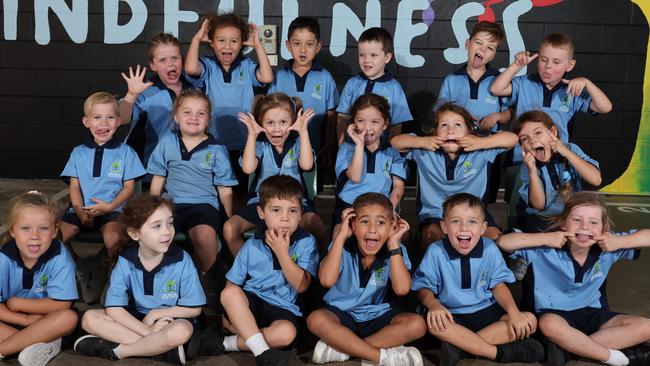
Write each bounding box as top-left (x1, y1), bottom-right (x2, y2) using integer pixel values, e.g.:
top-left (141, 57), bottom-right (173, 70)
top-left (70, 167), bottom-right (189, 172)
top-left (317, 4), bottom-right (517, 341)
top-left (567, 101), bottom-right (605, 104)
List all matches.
top-left (387, 248), bottom-right (402, 257)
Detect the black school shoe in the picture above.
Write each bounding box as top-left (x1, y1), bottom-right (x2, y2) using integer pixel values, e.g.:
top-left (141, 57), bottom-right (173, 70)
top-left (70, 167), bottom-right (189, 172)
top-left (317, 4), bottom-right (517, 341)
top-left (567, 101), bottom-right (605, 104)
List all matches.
top-left (623, 345), bottom-right (650, 366)
top-left (439, 341), bottom-right (467, 366)
top-left (498, 338), bottom-right (545, 363)
top-left (186, 326), bottom-right (226, 359)
top-left (152, 345), bottom-right (186, 365)
top-left (543, 338), bottom-right (570, 366)
top-left (255, 348), bottom-right (296, 366)
top-left (73, 335), bottom-right (118, 361)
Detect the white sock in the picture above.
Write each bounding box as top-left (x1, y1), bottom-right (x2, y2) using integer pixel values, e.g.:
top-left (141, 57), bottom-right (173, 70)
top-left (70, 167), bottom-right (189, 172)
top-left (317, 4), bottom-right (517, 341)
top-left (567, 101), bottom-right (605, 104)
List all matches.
top-left (245, 333), bottom-right (269, 357)
top-left (378, 348), bottom-right (388, 365)
top-left (112, 345), bottom-right (123, 360)
top-left (604, 349), bottom-right (629, 366)
top-left (223, 335), bottom-right (239, 352)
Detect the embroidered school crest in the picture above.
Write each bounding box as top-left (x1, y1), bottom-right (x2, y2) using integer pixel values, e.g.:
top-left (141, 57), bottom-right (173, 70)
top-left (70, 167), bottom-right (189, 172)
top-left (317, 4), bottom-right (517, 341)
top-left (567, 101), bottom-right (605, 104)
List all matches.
top-left (559, 94), bottom-right (571, 112)
top-left (477, 270), bottom-right (488, 289)
top-left (200, 152), bottom-right (214, 169)
top-left (589, 261), bottom-right (604, 282)
top-left (462, 161), bottom-right (476, 177)
top-left (485, 95), bottom-right (497, 105)
top-left (162, 279), bottom-right (178, 299)
top-left (311, 83), bottom-right (322, 99)
top-left (35, 274), bottom-right (48, 293)
top-left (286, 148), bottom-right (296, 162)
top-left (383, 160), bottom-right (391, 175)
top-left (371, 266), bottom-right (388, 286)
top-left (108, 159), bottom-right (123, 178)
top-left (290, 253), bottom-right (299, 262)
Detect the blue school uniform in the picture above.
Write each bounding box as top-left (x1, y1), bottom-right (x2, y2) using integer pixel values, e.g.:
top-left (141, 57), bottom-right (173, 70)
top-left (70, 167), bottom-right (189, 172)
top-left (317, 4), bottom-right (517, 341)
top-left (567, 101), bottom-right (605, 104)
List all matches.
top-left (406, 146), bottom-right (505, 222)
top-left (268, 61), bottom-right (340, 152)
top-left (226, 228), bottom-right (318, 316)
top-left (125, 75), bottom-right (194, 167)
top-left (436, 65), bottom-right (508, 133)
top-left (519, 143), bottom-right (599, 217)
top-left (186, 55), bottom-right (263, 150)
top-left (105, 245), bottom-right (206, 315)
top-left (412, 238), bottom-right (515, 314)
top-left (60, 138), bottom-right (146, 212)
top-left (243, 133), bottom-right (314, 204)
top-left (511, 241), bottom-right (640, 313)
top-left (0, 240), bottom-right (77, 302)
top-left (335, 142), bottom-right (406, 205)
top-left (337, 73), bottom-right (412, 126)
top-left (322, 239), bottom-right (411, 322)
top-left (147, 132), bottom-right (237, 210)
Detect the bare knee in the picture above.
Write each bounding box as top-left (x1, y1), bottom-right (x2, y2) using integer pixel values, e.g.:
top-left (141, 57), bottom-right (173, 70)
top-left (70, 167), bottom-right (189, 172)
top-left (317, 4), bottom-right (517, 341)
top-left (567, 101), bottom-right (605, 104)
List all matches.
top-left (307, 311), bottom-right (330, 334)
top-left (165, 321), bottom-right (193, 347)
top-left (60, 224), bottom-right (80, 242)
top-left (220, 284), bottom-right (244, 307)
top-left (402, 314), bottom-right (427, 339)
top-left (268, 322), bottom-right (296, 348)
top-left (538, 314), bottom-right (564, 337)
top-left (223, 219), bottom-right (239, 242)
top-left (53, 309), bottom-right (79, 334)
top-left (81, 309), bottom-right (107, 333)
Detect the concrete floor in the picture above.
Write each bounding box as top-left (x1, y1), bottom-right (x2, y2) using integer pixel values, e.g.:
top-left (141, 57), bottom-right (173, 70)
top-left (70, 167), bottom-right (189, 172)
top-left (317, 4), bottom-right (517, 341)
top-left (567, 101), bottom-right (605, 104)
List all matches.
top-left (0, 179), bottom-right (648, 365)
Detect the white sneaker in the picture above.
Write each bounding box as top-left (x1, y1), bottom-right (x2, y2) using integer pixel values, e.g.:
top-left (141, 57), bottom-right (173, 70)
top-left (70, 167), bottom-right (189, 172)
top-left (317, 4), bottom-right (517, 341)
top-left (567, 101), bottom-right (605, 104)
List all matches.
top-left (383, 346), bottom-right (423, 366)
top-left (18, 338), bottom-right (62, 366)
top-left (312, 340), bottom-right (350, 364)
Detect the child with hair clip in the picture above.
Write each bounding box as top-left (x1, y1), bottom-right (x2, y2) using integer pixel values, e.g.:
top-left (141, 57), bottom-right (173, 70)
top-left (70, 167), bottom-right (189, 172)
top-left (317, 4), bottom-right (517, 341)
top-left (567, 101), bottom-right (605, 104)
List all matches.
top-left (147, 89), bottom-right (237, 273)
top-left (185, 13), bottom-right (274, 209)
top-left (515, 110), bottom-right (601, 233)
top-left (391, 103), bottom-right (518, 253)
top-left (497, 192), bottom-right (650, 366)
top-left (332, 93), bottom-right (406, 239)
top-left (74, 195), bottom-right (206, 364)
top-left (0, 191), bottom-right (78, 366)
top-left (223, 92), bottom-right (327, 254)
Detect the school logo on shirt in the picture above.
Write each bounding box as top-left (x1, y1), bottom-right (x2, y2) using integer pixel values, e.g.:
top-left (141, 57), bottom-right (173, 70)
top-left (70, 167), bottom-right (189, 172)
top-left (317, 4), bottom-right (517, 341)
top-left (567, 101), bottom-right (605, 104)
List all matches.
top-left (461, 161), bottom-right (476, 177)
top-left (477, 270), bottom-right (488, 289)
top-left (485, 95), bottom-right (498, 105)
top-left (589, 261), bottom-right (604, 282)
top-left (108, 160), bottom-right (123, 178)
top-left (383, 160), bottom-right (391, 175)
top-left (237, 69), bottom-right (245, 84)
top-left (200, 152), bottom-right (214, 169)
top-left (35, 274), bottom-right (48, 293)
top-left (559, 94), bottom-right (571, 113)
top-left (286, 148), bottom-right (297, 162)
top-left (311, 83), bottom-right (322, 99)
top-left (161, 279), bottom-right (178, 299)
top-left (371, 266), bottom-right (388, 287)
top-left (290, 253), bottom-right (299, 262)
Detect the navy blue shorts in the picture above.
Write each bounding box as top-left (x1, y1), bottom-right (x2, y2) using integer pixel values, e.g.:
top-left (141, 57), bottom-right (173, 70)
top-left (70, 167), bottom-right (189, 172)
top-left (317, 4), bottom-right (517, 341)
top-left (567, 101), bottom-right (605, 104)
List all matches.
top-left (539, 307), bottom-right (620, 335)
top-left (419, 209), bottom-right (498, 230)
top-left (62, 210), bottom-right (121, 229)
top-left (234, 199), bottom-right (317, 227)
top-left (174, 203), bottom-right (222, 234)
top-left (323, 305), bottom-right (403, 339)
top-left (224, 291), bottom-right (300, 332)
top-left (452, 302), bottom-right (506, 333)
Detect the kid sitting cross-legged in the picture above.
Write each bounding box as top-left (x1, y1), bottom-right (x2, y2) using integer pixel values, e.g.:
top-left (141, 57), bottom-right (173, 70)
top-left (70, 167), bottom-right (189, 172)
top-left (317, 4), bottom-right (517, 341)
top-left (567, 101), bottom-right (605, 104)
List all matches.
top-left (307, 193), bottom-right (426, 366)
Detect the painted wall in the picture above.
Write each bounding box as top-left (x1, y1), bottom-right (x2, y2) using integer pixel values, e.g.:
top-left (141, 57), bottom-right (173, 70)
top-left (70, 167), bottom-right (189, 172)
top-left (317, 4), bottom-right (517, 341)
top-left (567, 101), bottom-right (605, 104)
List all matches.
top-left (0, 0), bottom-right (648, 193)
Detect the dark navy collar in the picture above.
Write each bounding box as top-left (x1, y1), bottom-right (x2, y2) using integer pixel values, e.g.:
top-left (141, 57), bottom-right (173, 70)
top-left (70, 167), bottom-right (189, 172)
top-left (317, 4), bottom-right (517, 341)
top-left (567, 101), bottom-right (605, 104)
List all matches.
top-left (260, 132), bottom-right (299, 167)
top-left (83, 136), bottom-right (121, 149)
top-left (344, 237), bottom-right (390, 288)
top-left (176, 131), bottom-right (219, 160)
top-left (442, 237), bottom-right (485, 259)
top-left (282, 60), bottom-right (324, 72)
top-left (217, 54), bottom-right (245, 77)
top-left (561, 244), bottom-right (602, 283)
top-left (150, 74), bottom-right (193, 92)
top-left (358, 71), bottom-right (395, 82)
top-left (535, 153), bottom-right (566, 169)
top-left (120, 243), bottom-right (184, 275)
top-left (0, 239), bottom-right (62, 270)
top-left (452, 64), bottom-right (499, 78)
top-left (528, 73), bottom-right (566, 93)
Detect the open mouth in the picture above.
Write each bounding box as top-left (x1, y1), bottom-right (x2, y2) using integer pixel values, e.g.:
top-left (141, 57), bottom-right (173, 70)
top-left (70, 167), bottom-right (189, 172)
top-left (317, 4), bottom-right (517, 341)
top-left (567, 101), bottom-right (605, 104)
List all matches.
top-left (221, 51), bottom-right (234, 63)
top-left (27, 244), bottom-right (41, 254)
top-left (471, 53), bottom-right (484, 68)
top-left (94, 128), bottom-right (112, 138)
top-left (575, 233), bottom-right (594, 242)
top-left (166, 70), bottom-right (179, 80)
top-left (270, 135), bottom-right (284, 144)
top-left (364, 238), bottom-right (379, 251)
top-left (457, 235), bottom-right (471, 249)
top-left (533, 146), bottom-right (547, 161)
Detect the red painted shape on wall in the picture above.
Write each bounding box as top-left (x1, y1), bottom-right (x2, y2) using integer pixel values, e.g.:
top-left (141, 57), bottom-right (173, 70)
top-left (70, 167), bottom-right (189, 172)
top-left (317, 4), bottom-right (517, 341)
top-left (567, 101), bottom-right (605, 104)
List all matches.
top-left (479, 0), bottom-right (505, 22)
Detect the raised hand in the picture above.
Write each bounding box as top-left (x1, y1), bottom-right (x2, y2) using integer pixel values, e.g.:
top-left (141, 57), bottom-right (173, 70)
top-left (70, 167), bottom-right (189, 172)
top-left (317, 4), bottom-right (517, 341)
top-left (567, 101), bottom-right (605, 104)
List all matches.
top-left (265, 227), bottom-right (290, 256)
top-left (522, 148), bottom-right (537, 170)
top-left (594, 232), bottom-right (620, 252)
top-left (547, 129), bottom-right (568, 156)
top-left (337, 208), bottom-right (356, 240)
top-left (194, 18), bottom-right (211, 43)
top-left (546, 231), bottom-right (572, 249)
top-left (238, 112), bottom-right (265, 136)
top-left (514, 51), bottom-right (538, 67)
top-left (562, 77), bottom-right (588, 97)
top-left (347, 123), bottom-right (365, 146)
top-left (479, 112), bottom-right (501, 131)
top-left (121, 65), bottom-right (153, 98)
top-left (458, 134), bottom-right (482, 151)
top-left (289, 108), bottom-right (315, 135)
top-left (243, 23), bottom-right (260, 47)
top-left (388, 216), bottom-right (410, 250)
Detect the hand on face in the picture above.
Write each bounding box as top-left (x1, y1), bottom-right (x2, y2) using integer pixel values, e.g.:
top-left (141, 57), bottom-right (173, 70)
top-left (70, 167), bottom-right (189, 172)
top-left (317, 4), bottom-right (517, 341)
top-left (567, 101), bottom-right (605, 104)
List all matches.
top-left (514, 51), bottom-right (538, 67)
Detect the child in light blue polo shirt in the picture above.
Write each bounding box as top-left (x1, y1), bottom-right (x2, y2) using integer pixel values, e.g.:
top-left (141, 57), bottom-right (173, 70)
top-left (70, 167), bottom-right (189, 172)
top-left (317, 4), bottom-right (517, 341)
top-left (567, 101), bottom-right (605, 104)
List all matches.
top-left (118, 33), bottom-right (194, 174)
top-left (498, 192), bottom-right (650, 366)
top-left (307, 193), bottom-right (426, 365)
top-left (391, 103), bottom-right (518, 253)
top-left (74, 195), bottom-right (205, 364)
top-left (0, 191), bottom-right (78, 365)
top-left (413, 193), bottom-right (543, 366)
top-left (333, 94), bottom-right (406, 238)
top-left (60, 92), bottom-right (146, 304)
top-left (268, 16), bottom-right (339, 156)
top-left (336, 27), bottom-right (412, 145)
top-left (147, 90), bottom-right (237, 274)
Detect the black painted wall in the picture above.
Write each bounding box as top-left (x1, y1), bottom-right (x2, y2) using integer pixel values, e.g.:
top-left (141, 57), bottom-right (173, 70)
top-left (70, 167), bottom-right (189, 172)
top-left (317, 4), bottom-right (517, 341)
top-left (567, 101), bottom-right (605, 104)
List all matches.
top-left (0, 0), bottom-right (646, 188)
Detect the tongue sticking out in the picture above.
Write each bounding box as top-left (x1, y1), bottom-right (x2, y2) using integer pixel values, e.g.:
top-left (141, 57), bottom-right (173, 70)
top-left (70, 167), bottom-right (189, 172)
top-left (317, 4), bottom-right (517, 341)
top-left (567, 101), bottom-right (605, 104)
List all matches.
top-left (534, 147), bottom-right (546, 161)
top-left (576, 234), bottom-right (593, 242)
top-left (366, 239), bottom-right (379, 249)
top-left (471, 54), bottom-right (483, 68)
top-left (457, 236), bottom-right (471, 250)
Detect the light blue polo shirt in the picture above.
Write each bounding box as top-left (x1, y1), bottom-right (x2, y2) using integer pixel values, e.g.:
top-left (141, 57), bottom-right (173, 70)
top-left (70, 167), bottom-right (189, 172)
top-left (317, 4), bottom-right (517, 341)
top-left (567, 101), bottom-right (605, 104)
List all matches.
top-left (519, 143), bottom-right (599, 216)
top-left (510, 73), bottom-right (594, 162)
top-left (511, 241), bottom-right (640, 313)
top-left (186, 55), bottom-right (263, 150)
top-left (226, 228), bottom-right (318, 316)
top-left (126, 75), bottom-right (194, 168)
top-left (335, 142), bottom-right (406, 205)
top-left (412, 238), bottom-right (515, 314)
top-left (243, 134), bottom-right (314, 204)
top-left (105, 244), bottom-right (206, 314)
top-left (322, 239), bottom-right (411, 322)
top-left (147, 132), bottom-right (237, 210)
top-left (61, 138), bottom-right (146, 212)
top-left (337, 72), bottom-right (413, 126)
top-left (0, 240), bottom-right (77, 302)
top-left (406, 146), bottom-right (505, 222)
top-left (436, 65), bottom-right (509, 133)
top-left (268, 61), bottom-right (339, 152)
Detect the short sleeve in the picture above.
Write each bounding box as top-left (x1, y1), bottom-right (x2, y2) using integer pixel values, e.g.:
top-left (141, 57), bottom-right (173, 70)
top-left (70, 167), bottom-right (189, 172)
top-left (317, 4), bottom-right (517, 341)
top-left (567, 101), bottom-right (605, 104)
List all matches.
top-left (185, 56), bottom-right (211, 88)
top-left (247, 58), bottom-right (264, 87)
top-left (177, 252), bottom-right (207, 307)
top-left (487, 248), bottom-right (516, 289)
top-left (336, 80), bottom-right (355, 115)
top-left (104, 258), bottom-right (131, 307)
top-left (335, 143), bottom-right (355, 177)
top-left (569, 144), bottom-right (599, 169)
top-left (44, 251), bottom-right (78, 301)
top-left (510, 75), bottom-right (524, 103)
top-left (411, 245), bottom-right (440, 294)
top-left (212, 145), bottom-right (238, 186)
top-left (123, 145), bottom-right (146, 181)
top-left (576, 90), bottom-right (593, 114)
top-left (146, 137), bottom-right (169, 177)
top-left (389, 83), bottom-right (413, 125)
top-left (389, 149), bottom-right (407, 180)
top-left (225, 240), bottom-right (251, 285)
top-left (510, 247), bottom-right (537, 264)
top-left (60, 148), bottom-right (80, 179)
top-left (294, 236), bottom-right (319, 277)
top-left (325, 73), bottom-right (340, 110)
top-left (131, 94), bottom-right (146, 125)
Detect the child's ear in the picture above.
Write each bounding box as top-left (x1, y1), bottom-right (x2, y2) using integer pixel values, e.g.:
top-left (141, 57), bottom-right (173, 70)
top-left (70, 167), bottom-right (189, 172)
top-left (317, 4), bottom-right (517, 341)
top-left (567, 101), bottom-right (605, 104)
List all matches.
top-left (82, 116), bottom-right (90, 128)
top-left (126, 227), bottom-right (140, 241)
top-left (439, 220), bottom-right (448, 235)
top-left (316, 41), bottom-right (322, 53)
top-left (384, 51), bottom-right (393, 65)
top-left (480, 221), bottom-right (488, 236)
top-left (256, 206), bottom-right (265, 221)
top-left (285, 39), bottom-right (291, 52)
top-left (464, 38), bottom-right (470, 50)
top-left (550, 125), bottom-right (559, 138)
top-left (566, 58), bottom-right (576, 73)
top-left (149, 61), bottom-right (157, 72)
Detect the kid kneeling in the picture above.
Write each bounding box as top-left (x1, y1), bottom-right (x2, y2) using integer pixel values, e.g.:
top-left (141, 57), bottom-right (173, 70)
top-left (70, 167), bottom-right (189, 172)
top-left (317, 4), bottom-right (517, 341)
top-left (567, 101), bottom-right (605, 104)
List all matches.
top-left (412, 193), bottom-right (544, 366)
top-left (307, 193), bottom-right (426, 365)
top-left (211, 175), bottom-right (319, 365)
